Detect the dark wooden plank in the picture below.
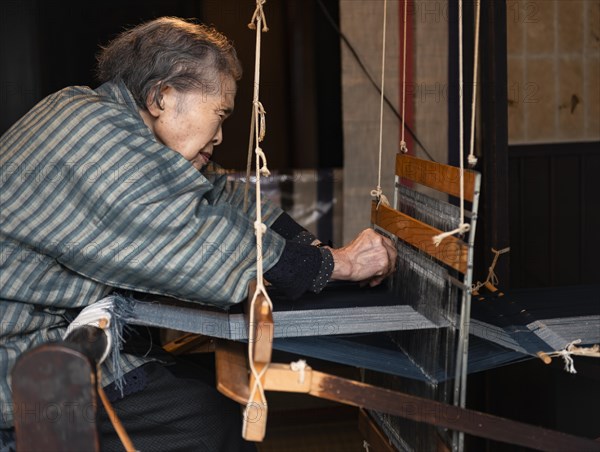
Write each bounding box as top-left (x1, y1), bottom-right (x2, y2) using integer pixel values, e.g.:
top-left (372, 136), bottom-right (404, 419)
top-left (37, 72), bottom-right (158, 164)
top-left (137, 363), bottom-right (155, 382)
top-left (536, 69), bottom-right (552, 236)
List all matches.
top-left (521, 156), bottom-right (551, 287)
top-left (582, 153), bottom-right (600, 284)
top-left (396, 154), bottom-right (478, 202)
top-left (311, 372), bottom-right (600, 452)
top-left (551, 155), bottom-right (581, 284)
top-left (371, 202), bottom-right (468, 274)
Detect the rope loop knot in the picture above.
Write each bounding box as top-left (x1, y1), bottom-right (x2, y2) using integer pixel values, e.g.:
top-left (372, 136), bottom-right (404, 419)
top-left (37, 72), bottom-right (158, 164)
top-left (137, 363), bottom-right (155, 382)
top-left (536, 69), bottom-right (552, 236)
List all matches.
top-left (399, 140), bottom-right (408, 154)
top-left (255, 146), bottom-right (271, 177)
top-left (468, 154), bottom-right (478, 167)
top-left (370, 186), bottom-right (391, 209)
top-left (254, 220), bottom-right (267, 236)
top-left (248, 0), bottom-right (269, 32)
top-left (254, 101), bottom-right (267, 143)
top-left (432, 223), bottom-right (470, 247)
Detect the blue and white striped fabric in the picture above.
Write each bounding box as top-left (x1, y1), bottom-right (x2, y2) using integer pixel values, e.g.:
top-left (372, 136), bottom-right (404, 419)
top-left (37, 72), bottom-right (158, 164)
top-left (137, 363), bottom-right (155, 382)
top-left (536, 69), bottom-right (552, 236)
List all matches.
top-left (0, 81), bottom-right (285, 428)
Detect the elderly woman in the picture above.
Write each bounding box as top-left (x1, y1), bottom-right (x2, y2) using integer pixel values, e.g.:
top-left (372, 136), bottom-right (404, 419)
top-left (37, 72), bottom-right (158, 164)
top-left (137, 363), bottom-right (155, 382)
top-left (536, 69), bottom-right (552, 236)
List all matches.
top-left (0, 17), bottom-right (396, 450)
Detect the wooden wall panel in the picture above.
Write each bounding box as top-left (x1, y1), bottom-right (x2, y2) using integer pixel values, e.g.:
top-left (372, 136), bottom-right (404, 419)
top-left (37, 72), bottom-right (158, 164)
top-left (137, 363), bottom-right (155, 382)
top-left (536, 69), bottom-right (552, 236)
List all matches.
top-left (508, 143), bottom-right (600, 288)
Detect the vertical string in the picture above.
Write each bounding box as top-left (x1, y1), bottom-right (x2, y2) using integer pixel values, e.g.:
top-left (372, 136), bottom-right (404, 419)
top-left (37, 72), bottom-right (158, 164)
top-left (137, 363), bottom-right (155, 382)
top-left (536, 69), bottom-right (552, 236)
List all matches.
top-left (370, 0), bottom-right (390, 208)
top-left (432, 0), bottom-right (474, 246)
top-left (243, 111), bottom-right (255, 212)
top-left (399, 0), bottom-right (409, 154)
top-left (244, 0), bottom-right (272, 435)
top-left (468, 0), bottom-right (480, 167)
top-left (458, 0), bottom-right (465, 227)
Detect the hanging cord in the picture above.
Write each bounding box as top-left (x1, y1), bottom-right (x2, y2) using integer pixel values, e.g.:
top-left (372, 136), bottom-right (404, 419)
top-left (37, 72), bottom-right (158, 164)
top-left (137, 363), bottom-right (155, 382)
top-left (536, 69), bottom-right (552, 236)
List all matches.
top-left (472, 247), bottom-right (510, 293)
top-left (243, 111), bottom-right (255, 212)
top-left (468, 0), bottom-right (481, 167)
top-left (432, 0), bottom-right (481, 246)
top-left (399, 0), bottom-right (409, 154)
top-left (243, 0), bottom-right (272, 432)
top-left (370, 0), bottom-right (391, 209)
top-left (538, 340), bottom-right (600, 374)
top-left (244, 1), bottom-right (269, 211)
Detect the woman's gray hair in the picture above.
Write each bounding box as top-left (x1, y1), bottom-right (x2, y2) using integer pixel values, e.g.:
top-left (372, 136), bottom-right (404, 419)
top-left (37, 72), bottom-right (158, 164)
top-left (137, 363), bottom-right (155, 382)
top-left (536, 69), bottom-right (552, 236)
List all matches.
top-left (96, 17), bottom-right (242, 110)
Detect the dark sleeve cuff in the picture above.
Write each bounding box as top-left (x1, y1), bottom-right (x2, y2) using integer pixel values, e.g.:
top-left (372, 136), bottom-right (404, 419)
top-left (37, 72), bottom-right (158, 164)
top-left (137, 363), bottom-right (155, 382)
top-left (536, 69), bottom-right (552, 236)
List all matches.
top-left (270, 212), bottom-right (317, 243)
top-left (309, 247), bottom-right (334, 293)
top-left (265, 241), bottom-right (332, 299)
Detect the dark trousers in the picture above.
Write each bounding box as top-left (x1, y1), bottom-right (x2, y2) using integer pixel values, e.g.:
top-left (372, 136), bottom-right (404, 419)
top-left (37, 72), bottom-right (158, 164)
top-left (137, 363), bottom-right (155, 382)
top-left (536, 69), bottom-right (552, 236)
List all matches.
top-left (99, 356), bottom-right (256, 452)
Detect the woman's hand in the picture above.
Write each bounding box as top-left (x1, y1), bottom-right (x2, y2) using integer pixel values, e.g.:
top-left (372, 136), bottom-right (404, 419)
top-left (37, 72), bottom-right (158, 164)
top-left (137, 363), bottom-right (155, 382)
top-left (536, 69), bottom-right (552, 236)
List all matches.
top-left (329, 228), bottom-right (397, 287)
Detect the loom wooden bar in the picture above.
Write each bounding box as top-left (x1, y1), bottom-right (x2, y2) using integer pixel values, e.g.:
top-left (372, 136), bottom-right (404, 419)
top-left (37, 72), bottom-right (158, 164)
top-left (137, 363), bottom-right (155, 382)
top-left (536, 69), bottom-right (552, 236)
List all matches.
top-left (371, 202), bottom-right (468, 273)
top-left (244, 366), bottom-right (268, 441)
top-left (310, 374), bottom-right (599, 452)
top-left (215, 340), bottom-right (249, 405)
top-left (162, 332), bottom-right (214, 355)
top-left (215, 340), bottom-right (599, 450)
top-left (263, 363), bottom-right (313, 393)
top-left (246, 285), bottom-right (274, 364)
top-left (396, 154), bottom-right (477, 201)
top-left (244, 288), bottom-right (272, 441)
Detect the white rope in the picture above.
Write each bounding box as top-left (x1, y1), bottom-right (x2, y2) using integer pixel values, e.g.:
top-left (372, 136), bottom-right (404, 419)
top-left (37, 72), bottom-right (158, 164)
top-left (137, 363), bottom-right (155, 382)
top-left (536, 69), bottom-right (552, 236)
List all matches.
top-left (399, 0), bottom-right (409, 154)
top-left (243, 0), bottom-right (273, 430)
top-left (371, 0), bottom-right (390, 209)
top-left (542, 340), bottom-right (600, 374)
top-left (290, 359), bottom-right (307, 385)
top-left (468, 0), bottom-right (481, 167)
top-left (243, 110), bottom-right (255, 212)
top-left (433, 0), bottom-right (480, 246)
top-left (472, 247), bottom-right (510, 292)
top-left (243, 4), bottom-right (269, 212)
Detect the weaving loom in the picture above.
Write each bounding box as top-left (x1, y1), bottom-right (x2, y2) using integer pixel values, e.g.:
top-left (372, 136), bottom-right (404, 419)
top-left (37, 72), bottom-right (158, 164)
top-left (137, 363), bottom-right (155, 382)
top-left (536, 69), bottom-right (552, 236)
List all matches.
top-left (10, 1), bottom-right (600, 450)
top-left (116, 152), bottom-right (599, 451)
top-left (117, 153), bottom-right (598, 450)
top-left (122, 152), bottom-right (483, 450)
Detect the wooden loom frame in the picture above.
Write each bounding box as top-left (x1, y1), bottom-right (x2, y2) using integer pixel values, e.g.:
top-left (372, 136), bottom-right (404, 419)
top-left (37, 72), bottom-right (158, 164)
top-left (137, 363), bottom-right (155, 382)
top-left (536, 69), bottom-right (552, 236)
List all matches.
top-left (370, 153), bottom-right (480, 449)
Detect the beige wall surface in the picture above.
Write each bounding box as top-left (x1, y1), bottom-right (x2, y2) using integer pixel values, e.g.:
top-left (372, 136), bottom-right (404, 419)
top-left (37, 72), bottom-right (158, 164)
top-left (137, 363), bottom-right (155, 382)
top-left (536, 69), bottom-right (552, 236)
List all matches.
top-left (507, 0), bottom-right (600, 144)
top-left (340, 0), bottom-right (450, 243)
top-left (340, 0), bottom-right (400, 243)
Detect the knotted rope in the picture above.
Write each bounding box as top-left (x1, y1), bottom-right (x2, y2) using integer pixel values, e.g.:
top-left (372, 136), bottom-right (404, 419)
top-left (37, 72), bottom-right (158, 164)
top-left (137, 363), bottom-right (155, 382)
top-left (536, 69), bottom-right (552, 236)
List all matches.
top-left (371, 0), bottom-right (391, 210)
top-left (539, 340), bottom-right (600, 374)
top-left (432, 0), bottom-right (480, 246)
top-left (472, 247), bottom-right (510, 293)
top-left (243, 0), bottom-right (272, 433)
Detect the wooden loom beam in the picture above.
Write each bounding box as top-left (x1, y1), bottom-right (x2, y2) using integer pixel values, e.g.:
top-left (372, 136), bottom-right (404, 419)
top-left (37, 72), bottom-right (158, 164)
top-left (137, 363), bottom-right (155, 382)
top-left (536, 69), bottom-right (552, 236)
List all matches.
top-left (396, 154), bottom-right (478, 202)
top-left (371, 202), bottom-right (469, 274)
top-left (215, 339), bottom-right (599, 451)
top-left (214, 252), bottom-right (598, 450)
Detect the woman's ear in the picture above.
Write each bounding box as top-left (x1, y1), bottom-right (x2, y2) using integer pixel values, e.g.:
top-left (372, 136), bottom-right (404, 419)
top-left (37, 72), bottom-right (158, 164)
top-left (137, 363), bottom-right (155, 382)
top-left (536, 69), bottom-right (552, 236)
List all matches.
top-left (146, 82), bottom-right (167, 117)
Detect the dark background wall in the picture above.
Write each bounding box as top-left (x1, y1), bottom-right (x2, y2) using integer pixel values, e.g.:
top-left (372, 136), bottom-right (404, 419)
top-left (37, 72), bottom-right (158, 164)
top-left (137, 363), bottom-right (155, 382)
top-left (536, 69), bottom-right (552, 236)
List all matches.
top-left (0, 0), bottom-right (343, 170)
